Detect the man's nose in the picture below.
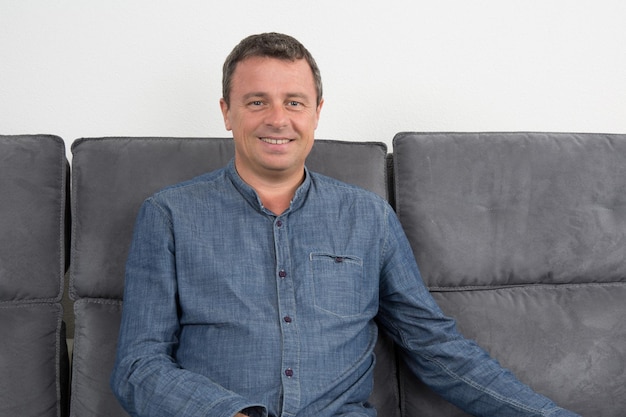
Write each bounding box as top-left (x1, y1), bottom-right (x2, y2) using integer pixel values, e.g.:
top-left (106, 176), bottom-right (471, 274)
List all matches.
top-left (265, 105), bottom-right (288, 128)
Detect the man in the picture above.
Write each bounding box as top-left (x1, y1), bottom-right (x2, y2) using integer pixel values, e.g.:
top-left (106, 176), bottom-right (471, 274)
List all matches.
top-left (111, 32), bottom-right (579, 417)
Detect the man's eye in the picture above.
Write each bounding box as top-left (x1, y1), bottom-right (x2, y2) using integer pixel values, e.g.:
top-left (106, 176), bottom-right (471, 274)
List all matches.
top-left (288, 101), bottom-right (301, 107)
top-left (250, 101), bottom-right (263, 106)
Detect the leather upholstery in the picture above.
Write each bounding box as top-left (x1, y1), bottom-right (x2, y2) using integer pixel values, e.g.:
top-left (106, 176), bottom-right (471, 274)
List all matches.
top-left (0, 135), bottom-right (70, 417)
top-left (69, 137), bottom-right (398, 417)
top-left (393, 132), bottom-right (626, 417)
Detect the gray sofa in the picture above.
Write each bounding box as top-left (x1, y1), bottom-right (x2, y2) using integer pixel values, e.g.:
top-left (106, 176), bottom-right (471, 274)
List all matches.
top-left (1, 133), bottom-right (625, 416)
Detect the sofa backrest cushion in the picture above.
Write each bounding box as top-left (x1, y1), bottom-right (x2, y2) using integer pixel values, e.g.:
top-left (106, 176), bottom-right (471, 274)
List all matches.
top-left (70, 137), bottom-right (388, 300)
top-left (0, 134), bottom-right (68, 302)
top-left (393, 132), bottom-right (626, 417)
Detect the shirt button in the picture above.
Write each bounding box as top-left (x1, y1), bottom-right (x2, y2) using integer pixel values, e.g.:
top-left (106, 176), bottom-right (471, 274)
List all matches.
top-left (283, 316), bottom-right (292, 323)
top-left (278, 270), bottom-right (287, 278)
top-left (285, 368), bottom-right (294, 377)
top-left (276, 220), bottom-right (283, 227)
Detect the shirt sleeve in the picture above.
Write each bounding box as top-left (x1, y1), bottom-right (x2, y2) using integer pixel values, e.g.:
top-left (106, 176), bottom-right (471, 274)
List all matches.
top-left (376, 209), bottom-right (580, 417)
top-left (110, 198), bottom-right (266, 417)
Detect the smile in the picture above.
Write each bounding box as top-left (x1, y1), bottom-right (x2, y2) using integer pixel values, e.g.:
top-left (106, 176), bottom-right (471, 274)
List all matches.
top-left (260, 137), bottom-right (292, 145)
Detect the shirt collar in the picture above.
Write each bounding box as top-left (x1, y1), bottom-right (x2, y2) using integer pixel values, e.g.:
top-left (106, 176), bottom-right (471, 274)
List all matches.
top-left (225, 158), bottom-right (312, 216)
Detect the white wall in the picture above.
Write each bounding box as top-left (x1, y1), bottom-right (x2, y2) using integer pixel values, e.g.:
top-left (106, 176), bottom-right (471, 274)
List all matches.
top-left (2, 0), bottom-right (625, 159)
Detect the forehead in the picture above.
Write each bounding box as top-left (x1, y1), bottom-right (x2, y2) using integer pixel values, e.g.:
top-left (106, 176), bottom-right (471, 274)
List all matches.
top-left (230, 56), bottom-right (316, 96)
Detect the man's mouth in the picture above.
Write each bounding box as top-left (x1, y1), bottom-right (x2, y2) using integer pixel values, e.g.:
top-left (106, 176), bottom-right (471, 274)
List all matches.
top-left (260, 137), bottom-right (292, 145)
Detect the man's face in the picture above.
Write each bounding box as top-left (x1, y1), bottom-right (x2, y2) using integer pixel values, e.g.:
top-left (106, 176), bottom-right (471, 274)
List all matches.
top-left (220, 56), bottom-right (323, 183)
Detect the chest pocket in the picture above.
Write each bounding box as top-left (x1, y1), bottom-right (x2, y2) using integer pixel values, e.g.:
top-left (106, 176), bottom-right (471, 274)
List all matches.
top-left (310, 253), bottom-right (363, 317)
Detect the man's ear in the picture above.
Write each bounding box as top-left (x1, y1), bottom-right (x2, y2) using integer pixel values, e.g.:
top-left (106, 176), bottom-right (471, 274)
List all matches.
top-left (314, 98), bottom-right (324, 129)
top-left (219, 98), bottom-right (232, 131)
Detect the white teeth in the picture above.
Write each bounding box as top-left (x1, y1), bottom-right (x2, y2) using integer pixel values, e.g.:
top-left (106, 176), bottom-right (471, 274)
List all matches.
top-left (261, 138), bottom-right (291, 145)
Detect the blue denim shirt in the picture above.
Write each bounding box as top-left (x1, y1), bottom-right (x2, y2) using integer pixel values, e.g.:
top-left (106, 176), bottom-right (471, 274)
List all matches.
top-left (111, 159), bottom-right (579, 417)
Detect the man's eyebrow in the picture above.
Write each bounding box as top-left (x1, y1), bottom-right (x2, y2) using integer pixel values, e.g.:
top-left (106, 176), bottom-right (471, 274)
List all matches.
top-left (285, 92), bottom-right (310, 100)
top-left (242, 92), bottom-right (269, 100)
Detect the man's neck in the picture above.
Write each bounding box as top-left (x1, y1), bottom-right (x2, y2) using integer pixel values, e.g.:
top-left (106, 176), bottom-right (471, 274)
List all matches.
top-left (255, 184), bottom-right (297, 215)
top-left (235, 163), bottom-right (305, 215)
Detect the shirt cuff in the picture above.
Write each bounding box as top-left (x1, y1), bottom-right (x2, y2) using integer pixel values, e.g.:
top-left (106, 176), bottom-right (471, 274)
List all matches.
top-left (240, 406), bottom-right (265, 417)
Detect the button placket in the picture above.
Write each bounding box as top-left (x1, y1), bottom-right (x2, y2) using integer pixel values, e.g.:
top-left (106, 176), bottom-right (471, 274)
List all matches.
top-left (272, 216), bottom-right (301, 412)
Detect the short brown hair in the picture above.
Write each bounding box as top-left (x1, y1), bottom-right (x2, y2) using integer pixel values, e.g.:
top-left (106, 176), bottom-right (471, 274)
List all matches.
top-left (222, 32), bottom-right (323, 107)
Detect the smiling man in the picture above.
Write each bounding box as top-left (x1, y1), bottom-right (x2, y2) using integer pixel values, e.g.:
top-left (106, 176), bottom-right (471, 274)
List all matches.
top-left (110, 33), bottom-right (580, 417)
